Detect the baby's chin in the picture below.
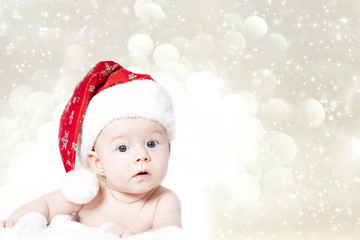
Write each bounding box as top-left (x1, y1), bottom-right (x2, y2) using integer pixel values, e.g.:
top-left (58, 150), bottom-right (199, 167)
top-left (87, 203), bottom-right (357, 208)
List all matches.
top-left (125, 184), bottom-right (161, 196)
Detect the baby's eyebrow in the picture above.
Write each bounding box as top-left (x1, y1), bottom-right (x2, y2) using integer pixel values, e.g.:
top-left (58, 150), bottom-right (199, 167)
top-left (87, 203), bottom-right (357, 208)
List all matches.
top-left (149, 129), bottom-right (167, 136)
top-left (109, 135), bottom-right (126, 144)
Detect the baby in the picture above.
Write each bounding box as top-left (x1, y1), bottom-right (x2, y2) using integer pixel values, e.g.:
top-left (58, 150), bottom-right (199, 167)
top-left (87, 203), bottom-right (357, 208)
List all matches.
top-left (1, 61), bottom-right (182, 238)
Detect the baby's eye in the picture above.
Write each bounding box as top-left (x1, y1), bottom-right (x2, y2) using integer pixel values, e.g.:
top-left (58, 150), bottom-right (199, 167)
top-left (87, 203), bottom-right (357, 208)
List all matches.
top-left (118, 145), bottom-right (128, 152)
top-left (147, 140), bottom-right (158, 148)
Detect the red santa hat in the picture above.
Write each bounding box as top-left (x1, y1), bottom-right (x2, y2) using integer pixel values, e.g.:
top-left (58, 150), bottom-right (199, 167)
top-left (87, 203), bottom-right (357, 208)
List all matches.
top-left (58, 61), bottom-right (175, 204)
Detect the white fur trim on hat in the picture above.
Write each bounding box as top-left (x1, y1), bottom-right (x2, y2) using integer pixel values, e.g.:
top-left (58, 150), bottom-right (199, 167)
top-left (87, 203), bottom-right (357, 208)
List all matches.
top-left (60, 167), bottom-right (99, 204)
top-left (77, 80), bottom-right (175, 167)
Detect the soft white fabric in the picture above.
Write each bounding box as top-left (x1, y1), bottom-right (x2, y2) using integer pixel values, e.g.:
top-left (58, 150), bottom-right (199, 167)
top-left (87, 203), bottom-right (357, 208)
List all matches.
top-left (0, 212), bottom-right (186, 240)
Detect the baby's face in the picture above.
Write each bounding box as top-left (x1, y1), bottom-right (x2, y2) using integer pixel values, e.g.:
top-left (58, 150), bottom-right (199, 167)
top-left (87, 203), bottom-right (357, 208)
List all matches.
top-left (93, 118), bottom-right (170, 194)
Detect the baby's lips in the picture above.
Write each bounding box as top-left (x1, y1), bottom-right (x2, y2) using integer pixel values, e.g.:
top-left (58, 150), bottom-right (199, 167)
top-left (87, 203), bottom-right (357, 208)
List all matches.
top-left (133, 169), bottom-right (150, 178)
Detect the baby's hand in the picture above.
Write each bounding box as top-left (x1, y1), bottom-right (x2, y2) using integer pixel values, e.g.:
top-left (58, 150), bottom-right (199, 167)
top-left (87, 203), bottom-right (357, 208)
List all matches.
top-left (0, 219), bottom-right (17, 228)
top-left (105, 225), bottom-right (134, 238)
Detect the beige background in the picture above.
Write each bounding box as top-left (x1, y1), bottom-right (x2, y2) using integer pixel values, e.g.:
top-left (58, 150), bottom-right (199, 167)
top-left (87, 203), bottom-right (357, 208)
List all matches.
top-left (0, 0), bottom-right (359, 239)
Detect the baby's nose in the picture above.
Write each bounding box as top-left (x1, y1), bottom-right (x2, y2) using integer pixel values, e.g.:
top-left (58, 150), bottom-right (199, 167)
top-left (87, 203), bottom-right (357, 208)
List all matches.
top-left (136, 156), bottom-right (150, 162)
top-left (135, 149), bottom-right (151, 163)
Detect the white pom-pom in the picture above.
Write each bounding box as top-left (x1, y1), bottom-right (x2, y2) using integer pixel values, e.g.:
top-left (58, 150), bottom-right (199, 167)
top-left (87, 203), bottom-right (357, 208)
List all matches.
top-left (60, 167), bottom-right (99, 204)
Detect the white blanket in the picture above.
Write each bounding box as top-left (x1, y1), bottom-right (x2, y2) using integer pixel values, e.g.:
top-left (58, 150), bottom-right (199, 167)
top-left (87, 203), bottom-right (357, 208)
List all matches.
top-left (0, 212), bottom-right (186, 240)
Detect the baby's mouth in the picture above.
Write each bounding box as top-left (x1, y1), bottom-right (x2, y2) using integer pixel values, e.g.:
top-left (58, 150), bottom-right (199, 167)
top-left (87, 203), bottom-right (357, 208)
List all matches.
top-left (134, 170), bottom-right (150, 177)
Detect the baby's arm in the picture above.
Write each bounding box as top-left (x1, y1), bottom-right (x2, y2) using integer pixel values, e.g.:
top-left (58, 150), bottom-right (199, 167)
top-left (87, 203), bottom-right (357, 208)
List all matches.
top-left (1, 190), bottom-right (82, 228)
top-left (152, 190), bottom-right (182, 230)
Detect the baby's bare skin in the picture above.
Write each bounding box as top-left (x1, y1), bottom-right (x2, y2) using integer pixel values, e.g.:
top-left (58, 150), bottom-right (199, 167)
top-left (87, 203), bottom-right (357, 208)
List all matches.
top-left (79, 184), bottom-right (181, 235)
top-left (1, 185), bottom-right (181, 238)
top-left (1, 119), bottom-right (182, 238)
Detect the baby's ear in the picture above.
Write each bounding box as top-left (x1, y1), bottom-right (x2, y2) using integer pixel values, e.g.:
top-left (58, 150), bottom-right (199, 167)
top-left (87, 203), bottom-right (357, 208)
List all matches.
top-left (87, 151), bottom-right (104, 176)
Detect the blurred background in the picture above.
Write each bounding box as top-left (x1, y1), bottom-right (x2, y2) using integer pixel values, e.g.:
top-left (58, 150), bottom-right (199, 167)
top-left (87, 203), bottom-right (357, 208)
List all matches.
top-left (0, 0), bottom-right (359, 239)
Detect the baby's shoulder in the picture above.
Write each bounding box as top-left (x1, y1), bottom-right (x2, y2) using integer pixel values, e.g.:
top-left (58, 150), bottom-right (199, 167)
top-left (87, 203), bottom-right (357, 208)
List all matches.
top-left (151, 186), bottom-right (181, 206)
top-left (152, 186), bottom-right (175, 197)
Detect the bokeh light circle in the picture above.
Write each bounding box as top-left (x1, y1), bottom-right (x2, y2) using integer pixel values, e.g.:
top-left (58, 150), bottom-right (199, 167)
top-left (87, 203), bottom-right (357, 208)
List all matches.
top-left (223, 13), bottom-right (244, 31)
top-left (243, 16), bottom-right (268, 39)
top-left (9, 85), bottom-right (34, 114)
top-left (25, 91), bottom-right (56, 123)
top-left (170, 37), bottom-right (190, 55)
top-left (268, 133), bottom-right (297, 164)
top-left (153, 43), bottom-right (180, 69)
top-left (124, 52), bottom-right (150, 71)
top-left (260, 98), bottom-right (291, 125)
top-left (189, 34), bottom-right (215, 57)
top-left (55, 78), bottom-right (77, 102)
top-left (172, 62), bottom-right (193, 83)
top-left (134, 0), bottom-right (165, 20)
top-left (221, 31), bottom-right (246, 56)
top-left (250, 68), bottom-right (277, 96)
top-left (30, 69), bottom-right (51, 90)
top-left (128, 33), bottom-right (154, 56)
top-left (298, 98), bottom-right (325, 128)
top-left (267, 33), bottom-right (288, 54)
top-left (239, 92), bottom-right (259, 116)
